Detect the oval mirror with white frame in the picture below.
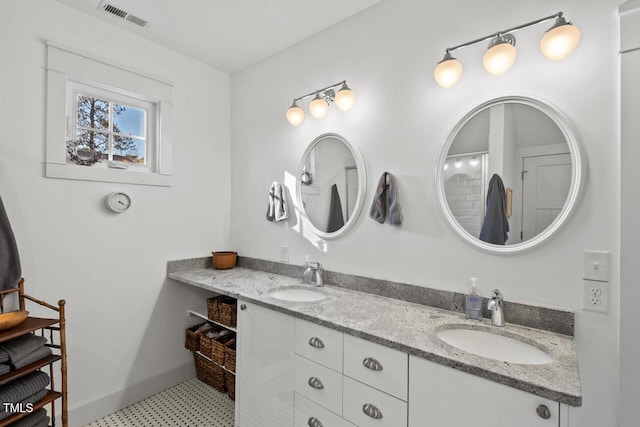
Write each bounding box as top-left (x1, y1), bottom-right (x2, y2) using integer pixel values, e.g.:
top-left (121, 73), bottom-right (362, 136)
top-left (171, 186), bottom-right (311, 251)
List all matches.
top-left (435, 96), bottom-right (586, 254)
top-left (297, 133), bottom-right (367, 240)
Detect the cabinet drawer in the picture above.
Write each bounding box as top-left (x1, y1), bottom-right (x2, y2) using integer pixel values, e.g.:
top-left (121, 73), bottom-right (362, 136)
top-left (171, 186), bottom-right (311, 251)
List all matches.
top-left (343, 334), bottom-right (408, 400)
top-left (295, 318), bottom-right (343, 372)
top-left (343, 377), bottom-right (408, 427)
top-left (295, 355), bottom-right (343, 415)
top-left (295, 393), bottom-right (356, 427)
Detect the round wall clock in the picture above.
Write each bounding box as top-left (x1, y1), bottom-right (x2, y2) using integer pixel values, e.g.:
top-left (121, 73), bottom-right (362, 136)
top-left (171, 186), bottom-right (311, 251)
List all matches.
top-left (105, 192), bottom-right (131, 213)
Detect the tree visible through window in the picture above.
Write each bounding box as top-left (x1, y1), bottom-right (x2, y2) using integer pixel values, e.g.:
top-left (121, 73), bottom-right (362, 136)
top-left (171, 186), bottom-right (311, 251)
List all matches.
top-left (74, 93), bottom-right (147, 165)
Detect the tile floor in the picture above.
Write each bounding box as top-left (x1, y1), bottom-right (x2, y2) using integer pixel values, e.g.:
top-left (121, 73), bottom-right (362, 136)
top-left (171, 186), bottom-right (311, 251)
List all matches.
top-left (85, 378), bottom-right (235, 427)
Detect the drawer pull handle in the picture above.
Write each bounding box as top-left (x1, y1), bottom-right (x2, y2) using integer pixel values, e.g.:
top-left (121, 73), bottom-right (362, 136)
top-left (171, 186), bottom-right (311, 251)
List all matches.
top-left (240, 304), bottom-right (247, 310)
top-left (308, 417), bottom-right (323, 427)
top-left (308, 376), bottom-right (325, 390)
top-left (363, 357), bottom-right (383, 371)
top-left (536, 404), bottom-right (551, 420)
top-left (362, 403), bottom-right (383, 419)
top-left (308, 337), bottom-right (325, 349)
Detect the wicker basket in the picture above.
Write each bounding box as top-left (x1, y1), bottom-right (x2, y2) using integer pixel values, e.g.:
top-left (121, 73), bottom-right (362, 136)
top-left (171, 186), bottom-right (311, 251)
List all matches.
top-left (224, 340), bottom-right (236, 373)
top-left (225, 371), bottom-right (236, 401)
top-left (185, 323), bottom-right (207, 352)
top-left (200, 328), bottom-right (234, 364)
top-left (207, 295), bottom-right (237, 328)
top-left (194, 352), bottom-right (226, 393)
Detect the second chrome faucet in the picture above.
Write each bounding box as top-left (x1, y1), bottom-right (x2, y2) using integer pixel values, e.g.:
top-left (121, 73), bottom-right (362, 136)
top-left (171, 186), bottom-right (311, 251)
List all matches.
top-left (303, 261), bottom-right (324, 287)
top-left (487, 289), bottom-right (505, 327)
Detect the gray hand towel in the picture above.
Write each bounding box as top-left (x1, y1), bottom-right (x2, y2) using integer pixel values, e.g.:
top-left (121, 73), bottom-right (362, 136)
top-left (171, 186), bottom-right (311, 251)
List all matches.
top-left (0, 195), bottom-right (21, 291)
top-left (479, 174), bottom-right (510, 245)
top-left (369, 172), bottom-right (402, 225)
top-left (327, 184), bottom-right (345, 232)
top-left (10, 346), bottom-right (52, 370)
top-left (0, 334), bottom-right (48, 364)
top-left (0, 371), bottom-right (50, 420)
top-left (5, 408), bottom-right (47, 427)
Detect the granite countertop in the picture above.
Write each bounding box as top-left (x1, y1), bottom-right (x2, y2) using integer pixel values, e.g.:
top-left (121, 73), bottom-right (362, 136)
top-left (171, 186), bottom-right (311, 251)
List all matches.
top-left (169, 262), bottom-right (581, 407)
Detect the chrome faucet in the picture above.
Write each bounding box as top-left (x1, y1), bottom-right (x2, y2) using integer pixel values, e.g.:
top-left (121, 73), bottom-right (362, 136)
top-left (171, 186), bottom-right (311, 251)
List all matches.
top-left (487, 289), bottom-right (505, 327)
top-left (303, 261), bottom-right (324, 287)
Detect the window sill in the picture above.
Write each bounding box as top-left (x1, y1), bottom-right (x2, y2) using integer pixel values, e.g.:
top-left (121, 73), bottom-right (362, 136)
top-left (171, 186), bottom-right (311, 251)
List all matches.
top-left (45, 162), bottom-right (172, 187)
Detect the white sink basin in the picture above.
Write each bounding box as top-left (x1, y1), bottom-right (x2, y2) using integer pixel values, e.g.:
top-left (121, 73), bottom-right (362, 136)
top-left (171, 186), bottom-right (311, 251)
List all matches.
top-left (436, 327), bottom-right (553, 365)
top-left (269, 286), bottom-right (327, 302)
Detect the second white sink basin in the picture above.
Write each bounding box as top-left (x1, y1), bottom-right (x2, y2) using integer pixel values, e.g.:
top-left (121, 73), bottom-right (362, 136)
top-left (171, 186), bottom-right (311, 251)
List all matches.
top-left (436, 326), bottom-right (553, 365)
top-left (269, 286), bottom-right (327, 302)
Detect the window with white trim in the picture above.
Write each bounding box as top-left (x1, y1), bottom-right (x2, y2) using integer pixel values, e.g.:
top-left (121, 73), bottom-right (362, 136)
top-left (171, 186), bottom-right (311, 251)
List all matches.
top-left (46, 42), bottom-right (173, 187)
top-left (68, 82), bottom-right (155, 170)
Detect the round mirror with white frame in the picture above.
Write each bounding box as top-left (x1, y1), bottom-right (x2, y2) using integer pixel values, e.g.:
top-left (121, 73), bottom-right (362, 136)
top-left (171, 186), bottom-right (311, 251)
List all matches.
top-left (297, 133), bottom-right (366, 240)
top-left (435, 96), bottom-right (586, 254)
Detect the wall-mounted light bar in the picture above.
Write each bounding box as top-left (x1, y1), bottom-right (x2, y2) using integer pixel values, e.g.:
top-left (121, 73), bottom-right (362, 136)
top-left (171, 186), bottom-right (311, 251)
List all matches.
top-left (286, 80), bottom-right (355, 126)
top-left (434, 12), bottom-right (581, 88)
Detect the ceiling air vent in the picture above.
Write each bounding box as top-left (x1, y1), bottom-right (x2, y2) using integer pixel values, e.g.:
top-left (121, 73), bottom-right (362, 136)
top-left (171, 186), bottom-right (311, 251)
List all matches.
top-left (98, 1), bottom-right (149, 28)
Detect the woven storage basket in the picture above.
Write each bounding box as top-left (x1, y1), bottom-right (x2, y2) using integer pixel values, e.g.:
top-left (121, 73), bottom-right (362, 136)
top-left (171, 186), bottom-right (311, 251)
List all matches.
top-left (224, 340), bottom-right (236, 373)
top-left (206, 296), bottom-right (220, 323)
top-left (217, 296), bottom-right (237, 328)
top-left (200, 328), bottom-right (234, 364)
top-left (194, 352), bottom-right (226, 393)
top-left (225, 371), bottom-right (236, 401)
top-left (184, 322), bottom-right (207, 352)
top-left (207, 295), bottom-right (238, 328)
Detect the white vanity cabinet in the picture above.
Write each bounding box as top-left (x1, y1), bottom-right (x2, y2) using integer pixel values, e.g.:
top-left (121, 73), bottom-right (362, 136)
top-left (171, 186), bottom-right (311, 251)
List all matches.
top-left (293, 318), bottom-right (408, 427)
top-left (235, 300), bottom-right (295, 427)
top-left (408, 355), bottom-right (566, 427)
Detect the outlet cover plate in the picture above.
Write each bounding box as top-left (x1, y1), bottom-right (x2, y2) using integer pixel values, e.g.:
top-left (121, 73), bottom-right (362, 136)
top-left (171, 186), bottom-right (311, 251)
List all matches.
top-left (582, 280), bottom-right (609, 313)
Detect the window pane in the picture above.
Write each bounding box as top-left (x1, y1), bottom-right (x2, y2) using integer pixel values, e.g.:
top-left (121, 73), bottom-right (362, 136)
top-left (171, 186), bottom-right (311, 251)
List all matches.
top-left (113, 136), bottom-right (146, 165)
top-left (113, 104), bottom-right (146, 138)
top-left (73, 130), bottom-right (109, 160)
top-left (76, 94), bottom-right (109, 130)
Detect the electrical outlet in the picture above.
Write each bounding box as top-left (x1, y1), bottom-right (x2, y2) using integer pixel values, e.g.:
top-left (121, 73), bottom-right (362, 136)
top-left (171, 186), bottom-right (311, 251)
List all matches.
top-left (582, 280), bottom-right (609, 313)
top-left (279, 245), bottom-right (289, 263)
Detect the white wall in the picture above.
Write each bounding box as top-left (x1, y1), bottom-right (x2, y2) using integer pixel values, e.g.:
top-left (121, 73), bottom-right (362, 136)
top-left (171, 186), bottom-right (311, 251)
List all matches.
top-left (0, 1), bottom-right (230, 425)
top-left (619, 1), bottom-right (640, 425)
top-left (230, 0), bottom-right (620, 426)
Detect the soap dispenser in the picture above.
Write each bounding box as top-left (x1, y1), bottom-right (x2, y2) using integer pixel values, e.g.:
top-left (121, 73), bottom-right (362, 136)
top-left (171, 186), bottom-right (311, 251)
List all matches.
top-left (465, 277), bottom-right (483, 320)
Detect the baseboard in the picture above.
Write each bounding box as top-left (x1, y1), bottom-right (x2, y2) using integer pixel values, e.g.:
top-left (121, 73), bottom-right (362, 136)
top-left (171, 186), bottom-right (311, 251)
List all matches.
top-left (65, 361), bottom-right (195, 427)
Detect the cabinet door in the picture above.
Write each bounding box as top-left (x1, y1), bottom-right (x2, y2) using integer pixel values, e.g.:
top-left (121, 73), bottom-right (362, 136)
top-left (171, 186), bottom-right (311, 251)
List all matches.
top-left (295, 393), bottom-right (356, 427)
top-left (343, 376), bottom-right (407, 427)
top-left (295, 318), bottom-right (344, 372)
top-left (409, 356), bottom-right (560, 427)
top-left (343, 333), bottom-right (408, 400)
top-left (235, 300), bottom-right (295, 427)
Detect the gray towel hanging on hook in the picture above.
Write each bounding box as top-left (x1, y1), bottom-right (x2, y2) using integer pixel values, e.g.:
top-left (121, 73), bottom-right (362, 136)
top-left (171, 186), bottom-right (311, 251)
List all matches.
top-left (369, 172), bottom-right (402, 225)
top-left (0, 195), bottom-right (21, 291)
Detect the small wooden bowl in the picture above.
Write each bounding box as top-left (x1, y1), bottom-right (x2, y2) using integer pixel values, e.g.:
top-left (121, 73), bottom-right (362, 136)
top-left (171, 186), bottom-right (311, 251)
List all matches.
top-left (212, 251), bottom-right (237, 270)
top-left (0, 310), bottom-right (29, 331)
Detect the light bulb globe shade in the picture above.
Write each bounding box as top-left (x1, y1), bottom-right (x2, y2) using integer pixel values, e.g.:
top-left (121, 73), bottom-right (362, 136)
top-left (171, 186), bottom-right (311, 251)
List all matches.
top-left (335, 85), bottom-right (355, 111)
top-left (540, 22), bottom-right (581, 61)
top-left (454, 159), bottom-right (463, 169)
top-left (468, 158), bottom-right (479, 167)
top-left (309, 95), bottom-right (329, 119)
top-left (434, 54), bottom-right (463, 88)
top-left (483, 41), bottom-right (517, 75)
top-left (286, 103), bottom-right (304, 126)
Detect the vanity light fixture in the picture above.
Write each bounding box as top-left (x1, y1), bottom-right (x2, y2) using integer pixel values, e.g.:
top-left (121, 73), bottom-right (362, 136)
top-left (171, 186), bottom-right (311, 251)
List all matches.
top-left (454, 159), bottom-right (463, 169)
top-left (286, 80), bottom-right (355, 126)
top-left (434, 11), bottom-right (580, 88)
